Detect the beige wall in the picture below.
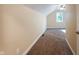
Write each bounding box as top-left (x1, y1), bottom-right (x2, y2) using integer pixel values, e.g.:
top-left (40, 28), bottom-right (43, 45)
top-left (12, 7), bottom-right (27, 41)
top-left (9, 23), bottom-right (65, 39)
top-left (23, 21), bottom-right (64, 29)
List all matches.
top-left (65, 5), bottom-right (77, 54)
top-left (76, 5), bottom-right (79, 54)
top-left (47, 10), bottom-right (66, 28)
top-left (76, 5), bottom-right (79, 31)
top-left (0, 5), bottom-right (46, 55)
top-left (0, 5), bottom-right (3, 53)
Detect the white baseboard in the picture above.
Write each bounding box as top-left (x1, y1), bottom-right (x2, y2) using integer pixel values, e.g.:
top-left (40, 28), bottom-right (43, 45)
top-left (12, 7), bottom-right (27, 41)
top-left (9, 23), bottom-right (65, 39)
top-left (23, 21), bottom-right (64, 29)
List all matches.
top-left (65, 38), bottom-right (76, 55)
top-left (22, 28), bottom-right (46, 55)
top-left (22, 28), bottom-right (75, 55)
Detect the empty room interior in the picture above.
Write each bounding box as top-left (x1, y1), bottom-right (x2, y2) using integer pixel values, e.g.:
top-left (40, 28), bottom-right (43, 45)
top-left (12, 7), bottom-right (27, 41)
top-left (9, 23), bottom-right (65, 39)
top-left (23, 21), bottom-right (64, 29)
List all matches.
top-left (0, 4), bottom-right (79, 55)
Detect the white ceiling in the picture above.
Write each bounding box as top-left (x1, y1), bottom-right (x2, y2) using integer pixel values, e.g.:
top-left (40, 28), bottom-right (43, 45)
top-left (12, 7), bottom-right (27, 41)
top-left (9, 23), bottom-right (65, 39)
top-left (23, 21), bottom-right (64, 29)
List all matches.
top-left (24, 4), bottom-right (57, 16)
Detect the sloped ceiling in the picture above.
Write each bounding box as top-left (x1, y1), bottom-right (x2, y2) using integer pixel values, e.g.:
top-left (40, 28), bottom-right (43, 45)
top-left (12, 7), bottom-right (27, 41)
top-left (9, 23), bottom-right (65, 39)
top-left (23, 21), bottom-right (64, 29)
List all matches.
top-left (25, 4), bottom-right (57, 16)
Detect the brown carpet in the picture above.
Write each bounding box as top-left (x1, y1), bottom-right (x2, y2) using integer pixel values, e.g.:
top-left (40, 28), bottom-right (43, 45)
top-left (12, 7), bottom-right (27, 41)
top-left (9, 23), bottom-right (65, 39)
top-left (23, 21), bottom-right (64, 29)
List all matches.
top-left (27, 28), bottom-right (73, 55)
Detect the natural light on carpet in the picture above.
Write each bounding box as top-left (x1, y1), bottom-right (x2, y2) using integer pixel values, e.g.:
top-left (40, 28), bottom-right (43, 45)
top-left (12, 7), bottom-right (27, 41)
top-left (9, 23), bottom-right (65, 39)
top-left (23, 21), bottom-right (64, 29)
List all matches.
top-left (60, 30), bottom-right (66, 33)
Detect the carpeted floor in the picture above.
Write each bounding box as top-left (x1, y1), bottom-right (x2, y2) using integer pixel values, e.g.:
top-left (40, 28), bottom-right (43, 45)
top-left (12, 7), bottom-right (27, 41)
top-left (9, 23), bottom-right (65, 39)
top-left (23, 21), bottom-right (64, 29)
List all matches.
top-left (27, 29), bottom-right (73, 55)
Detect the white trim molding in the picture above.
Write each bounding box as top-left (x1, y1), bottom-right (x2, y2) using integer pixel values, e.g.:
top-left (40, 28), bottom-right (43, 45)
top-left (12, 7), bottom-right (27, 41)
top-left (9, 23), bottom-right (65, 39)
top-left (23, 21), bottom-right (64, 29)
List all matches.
top-left (65, 37), bottom-right (76, 55)
top-left (22, 28), bottom-right (46, 55)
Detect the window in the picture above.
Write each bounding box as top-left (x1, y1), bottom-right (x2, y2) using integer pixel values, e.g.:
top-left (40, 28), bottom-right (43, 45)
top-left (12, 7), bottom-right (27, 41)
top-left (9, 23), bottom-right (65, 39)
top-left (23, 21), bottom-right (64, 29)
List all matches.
top-left (56, 12), bottom-right (63, 22)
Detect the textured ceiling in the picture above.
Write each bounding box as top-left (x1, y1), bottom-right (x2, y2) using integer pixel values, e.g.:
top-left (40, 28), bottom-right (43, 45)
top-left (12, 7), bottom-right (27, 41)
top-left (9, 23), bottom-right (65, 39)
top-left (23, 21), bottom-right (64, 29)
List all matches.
top-left (24, 4), bottom-right (57, 15)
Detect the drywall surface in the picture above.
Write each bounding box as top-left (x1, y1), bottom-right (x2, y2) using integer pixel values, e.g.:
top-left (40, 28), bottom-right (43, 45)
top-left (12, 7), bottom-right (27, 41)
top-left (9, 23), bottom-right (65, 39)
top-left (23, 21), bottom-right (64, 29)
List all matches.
top-left (0, 5), bottom-right (46, 54)
top-left (65, 5), bottom-right (76, 54)
top-left (76, 5), bottom-right (79, 54)
top-left (76, 5), bottom-right (79, 31)
top-left (47, 10), bottom-right (66, 28)
top-left (0, 5), bottom-right (4, 54)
